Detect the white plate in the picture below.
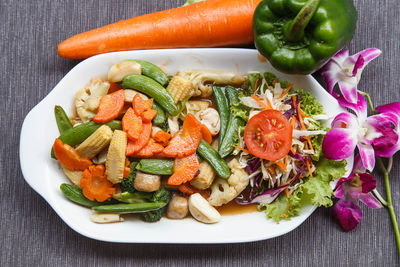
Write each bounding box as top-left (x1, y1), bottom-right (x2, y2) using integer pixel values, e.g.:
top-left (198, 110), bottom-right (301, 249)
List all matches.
top-left (20, 48), bottom-right (351, 243)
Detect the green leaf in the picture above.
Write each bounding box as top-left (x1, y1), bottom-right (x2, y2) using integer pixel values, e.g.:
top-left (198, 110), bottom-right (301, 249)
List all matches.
top-left (263, 157), bottom-right (347, 222)
top-left (294, 89), bottom-right (324, 116)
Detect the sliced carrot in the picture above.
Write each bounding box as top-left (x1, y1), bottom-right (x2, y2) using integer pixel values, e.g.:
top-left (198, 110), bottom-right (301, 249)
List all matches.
top-left (251, 94), bottom-right (271, 110)
top-left (281, 203), bottom-right (290, 218)
top-left (53, 139), bottom-right (92, 171)
top-left (291, 115), bottom-right (297, 130)
top-left (306, 157), bottom-right (313, 178)
top-left (153, 130), bottom-right (172, 147)
top-left (163, 114), bottom-right (203, 158)
top-left (167, 153), bottom-right (199, 185)
top-left (275, 160), bottom-right (287, 173)
top-left (298, 102), bottom-right (307, 130)
top-left (132, 94), bottom-right (153, 116)
top-left (80, 165), bottom-right (115, 202)
top-left (130, 138), bottom-right (164, 158)
top-left (232, 145), bottom-right (250, 154)
top-left (284, 188), bottom-right (289, 198)
top-left (126, 121), bottom-right (152, 156)
top-left (122, 107), bottom-right (142, 141)
top-left (290, 147), bottom-right (296, 155)
top-left (278, 83), bottom-right (293, 99)
top-left (292, 96), bottom-right (297, 113)
top-left (253, 79), bottom-right (258, 93)
top-left (93, 90), bottom-right (125, 123)
top-left (57, 0), bottom-right (262, 59)
top-left (108, 82), bottom-right (122, 94)
top-left (123, 167), bottom-right (131, 178)
top-left (142, 109), bottom-right (157, 122)
top-left (200, 124), bottom-right (212, 144)
top-left (178, 182), bottom-right (210, 199)
top-left (304, 136), bottom-right (314, 153)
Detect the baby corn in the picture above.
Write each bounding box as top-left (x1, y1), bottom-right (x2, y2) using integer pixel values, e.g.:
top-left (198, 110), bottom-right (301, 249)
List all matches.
top-left (106, 130), bottom-right (127, 184)
top-left (166, 76), bottom-right (193, 103)
top-left (76, 125), bottom-right (113, 159)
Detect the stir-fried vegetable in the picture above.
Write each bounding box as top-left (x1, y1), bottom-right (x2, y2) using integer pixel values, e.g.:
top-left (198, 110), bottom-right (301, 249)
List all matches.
top-left (52, 59), bottom-right (344, 226)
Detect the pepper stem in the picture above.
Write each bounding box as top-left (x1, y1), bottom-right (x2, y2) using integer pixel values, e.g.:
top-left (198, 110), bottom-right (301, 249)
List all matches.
top-left (284, 0), bottom-right (321, 42)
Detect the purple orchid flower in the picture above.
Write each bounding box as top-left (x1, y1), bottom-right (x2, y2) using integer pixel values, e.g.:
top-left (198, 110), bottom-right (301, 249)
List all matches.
top-left (333, 155), bottom-right (382, 232)
top-left (322, 93), bottom-right (400, 171)
top-left (321, 48), bottom-right (381, 104)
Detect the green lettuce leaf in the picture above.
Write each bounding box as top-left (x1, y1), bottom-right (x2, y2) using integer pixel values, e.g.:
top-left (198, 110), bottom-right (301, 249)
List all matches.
top-left (231, 102), bottom-right (250, 121)
top-left (263, 157), bottom-right (346, 222)
top-left (294, 89), bottom-right (324, 116)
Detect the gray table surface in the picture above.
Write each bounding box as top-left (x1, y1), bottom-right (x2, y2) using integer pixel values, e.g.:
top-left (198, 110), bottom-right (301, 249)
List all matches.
top-left (1, 0), bottom-right (399, 266)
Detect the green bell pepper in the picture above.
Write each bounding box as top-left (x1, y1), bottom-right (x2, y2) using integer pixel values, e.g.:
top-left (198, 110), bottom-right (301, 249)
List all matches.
top-left (253, 0), bottom-right (357, 74)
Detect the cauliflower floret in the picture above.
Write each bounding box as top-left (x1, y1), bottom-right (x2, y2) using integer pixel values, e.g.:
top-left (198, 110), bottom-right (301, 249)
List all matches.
top-left (195, 108), bottom-right (220, 135)
top-left (208, 158), bottom-right (249, 206)
top-left (178, 70), bottom-right (246, 97)
top-left (75, 78), bottom-right (110, 122)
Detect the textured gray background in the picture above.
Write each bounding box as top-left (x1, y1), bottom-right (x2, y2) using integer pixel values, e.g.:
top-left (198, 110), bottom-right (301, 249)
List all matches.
top-left (1, 0), bottom-right (399, 266)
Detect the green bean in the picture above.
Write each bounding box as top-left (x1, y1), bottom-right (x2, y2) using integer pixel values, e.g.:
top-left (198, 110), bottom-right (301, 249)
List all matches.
top-left (54, 105), bottom-right (73, 134)
top-left (129, 59), bottom-right (169, 86)
top-left (92, 202), bottom-right (166, 214)
top-left (114, 192), bottom-right (153, 203)
top-left (197, 140), bottom-right (231, 179)
top-left (122, 75), bottom-right (178, 115)
top-left (218, 87), bottom-right (245, 158)
top-left (51, 120), bottom-right (122, 158)
top-left (152, 102), bottom-right (166, 126)
top-left (212, 85), bottom-right (229, 146)
top-left (60, 184), bottom-right (116, 207)
top-left (136, 159), bottom-right (174, 175)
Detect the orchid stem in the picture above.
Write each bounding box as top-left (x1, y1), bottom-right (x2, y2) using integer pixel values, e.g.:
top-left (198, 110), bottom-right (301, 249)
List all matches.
top-left (359, 91), bottom-right (376, 115)
top-left (377, 157), bottom-right (400, 259)
top-left (359, 91), bottom-right (400, 258)
top-left (372, 188), bottom-right (388, 207)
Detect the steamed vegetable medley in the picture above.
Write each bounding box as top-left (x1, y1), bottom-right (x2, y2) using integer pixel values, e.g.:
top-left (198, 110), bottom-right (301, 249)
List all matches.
top-left (53, 59), bottom-right (346, 224)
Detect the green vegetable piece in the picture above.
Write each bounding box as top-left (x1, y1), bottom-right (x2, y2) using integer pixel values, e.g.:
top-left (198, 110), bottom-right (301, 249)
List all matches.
top-left (136, 159), bottom-right (174, 175)
top-left (253, 0), bottom-right (357, 74)
top-left (129, 59), bottom-right (169, 86)
top-left (262, 157), bottom-right (346, 222)
top-left (114, 191), bottom-right (153, 203)
top-left (60, 184), bottom-right (116, 207)
top-left (218, 87), bottom-right (245, 158)
top-left (212, 85), bottom-right (229, 145)
top-left (197, 140), bottom-right (231, 179)
top-left (243, 73), bottom-right (263, 95)
top-left (51, 120), bottom-right (122, 158)
top-left (294, 89), bottom-right (324, 116)
top-left (92, 202), bottom-right (166, 214)
top-left (54, 105), bottom-right (73, 134)
top-left (120, 162), bottom-right (138, 193)
top-left (142, 187), bottom-right (172, 222)
top-left (121, 74), bottom-right (178, 115)
top-left (152, 102), bottom-right (166, 126)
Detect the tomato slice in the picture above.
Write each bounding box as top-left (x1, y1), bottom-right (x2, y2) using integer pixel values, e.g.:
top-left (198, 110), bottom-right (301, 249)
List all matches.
top-left (244, 110), bottom-right (292, 161)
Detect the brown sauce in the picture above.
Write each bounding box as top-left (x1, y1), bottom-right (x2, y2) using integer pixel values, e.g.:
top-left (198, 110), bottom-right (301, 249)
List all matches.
top-left (217, 201), bottom-right (259, 216)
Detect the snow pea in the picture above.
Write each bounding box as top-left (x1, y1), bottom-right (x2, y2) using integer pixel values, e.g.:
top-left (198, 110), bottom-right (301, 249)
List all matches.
top-left (129, 59), bottom-right (169, 86)
top-left (197, 140), bottom-right (231, 179)
top-left (212, 85), bottom-right (229, 146)
top-left (136, 159), bottom-right (174, 175)
top-left (122, 74), bottom-right (178, 115)
top-left (54, 105), bottom-right (73, 134)
top-left (92, 202), bottom-right (166, 214)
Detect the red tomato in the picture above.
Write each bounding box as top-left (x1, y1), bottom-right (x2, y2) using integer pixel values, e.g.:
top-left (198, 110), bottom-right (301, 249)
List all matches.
top-left (244, 110), bottom-right (292, 161)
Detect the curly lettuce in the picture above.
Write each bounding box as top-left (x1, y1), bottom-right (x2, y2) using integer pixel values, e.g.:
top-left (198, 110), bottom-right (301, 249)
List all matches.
top-left (263, 157), bottom-right (347, 222)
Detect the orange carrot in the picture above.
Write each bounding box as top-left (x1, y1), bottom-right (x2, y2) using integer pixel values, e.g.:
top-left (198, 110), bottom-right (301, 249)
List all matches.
top-left (251, 94), bottom-right (271, 110)
top-left (163, 114), bottom-right (203, 158)
top-left (132, 95), bottom-right (152, 116)
top-left (153, 130), bottom-right (172, 147)
top-left (130, 138), bottom-right (164, 158)
top-left (53, 139), bottom-right (92, 171)
top-left (57, 0), bottom-right (262, 59)
top-left (123, 167), bottom-right (131, 178)
top-left (142, 109), bottom-right (157, 122)
top-left (80, 165), bottom-right (115, 202)
top-left (178, 182), bottom-right (210, 199)
top-left (93, 90), bottom-right (125, 123)
top-left (232, 145), bottom-right (251, 154)
top-left (291, 115), bottom-right (297, 130)
top-left (168, 153), bottom-right (199, 185)
top-left (126, 121), bottom-right (152, 156)
top-left (200, 124), bottom-right (212, 144)
top-left (306, 157), bottom-right (313, 178)
top-left (122, 108), bottom-right (142, 141)
top-left (108, 82), bottom-right (122, 94)
top-left (284, 188), bottom-right (289, 198)
top-left (278, 83), bottom-right (293, 99)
